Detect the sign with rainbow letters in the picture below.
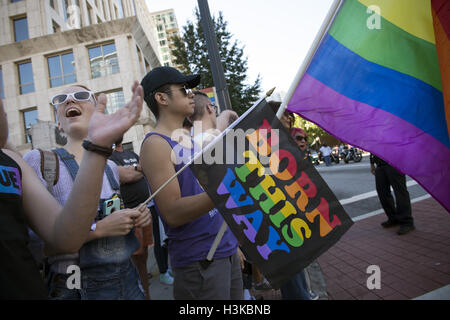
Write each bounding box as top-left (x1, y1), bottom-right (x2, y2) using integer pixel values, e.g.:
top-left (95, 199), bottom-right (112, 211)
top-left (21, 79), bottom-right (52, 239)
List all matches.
top-left (190, 99), bottom-right (353, 288)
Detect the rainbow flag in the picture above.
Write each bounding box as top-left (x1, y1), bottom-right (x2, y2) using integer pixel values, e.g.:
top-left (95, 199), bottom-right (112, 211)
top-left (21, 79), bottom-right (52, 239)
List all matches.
top-left (286, 0), bottom-right (450, 212)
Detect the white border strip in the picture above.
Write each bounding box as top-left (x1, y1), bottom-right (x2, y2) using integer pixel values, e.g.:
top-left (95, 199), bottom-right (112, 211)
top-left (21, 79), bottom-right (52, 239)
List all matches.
top-left (339, 180), bottom-right (418, 205)
top-left (352, 194), bottom-right (431, 222)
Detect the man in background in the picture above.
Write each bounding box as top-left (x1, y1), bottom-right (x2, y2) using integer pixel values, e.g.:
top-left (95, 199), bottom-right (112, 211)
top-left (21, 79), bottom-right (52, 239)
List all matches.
top-left (110, 137), bottom-right (155, 299)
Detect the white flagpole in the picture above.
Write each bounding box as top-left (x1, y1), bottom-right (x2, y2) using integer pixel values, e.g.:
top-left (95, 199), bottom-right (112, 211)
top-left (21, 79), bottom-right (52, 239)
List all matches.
top-left (276, 0), bottom-right (343, 119)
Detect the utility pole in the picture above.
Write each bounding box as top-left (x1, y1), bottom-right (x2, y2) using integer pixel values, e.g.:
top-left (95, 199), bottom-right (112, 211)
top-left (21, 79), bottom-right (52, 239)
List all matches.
top-left (197, 0), bottom-right (232, 111)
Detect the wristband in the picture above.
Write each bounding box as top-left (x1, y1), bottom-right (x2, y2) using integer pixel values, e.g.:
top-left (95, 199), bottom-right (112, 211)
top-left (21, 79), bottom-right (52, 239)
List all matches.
top-left (90, 222), bottom-right (97, 231)
top-left (82, 140), bottom-right (113, 157)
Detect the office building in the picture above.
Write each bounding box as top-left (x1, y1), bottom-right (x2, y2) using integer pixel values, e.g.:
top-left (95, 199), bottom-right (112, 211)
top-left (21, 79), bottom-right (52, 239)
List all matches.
top-left (0, 0), bottom-right (161, 153)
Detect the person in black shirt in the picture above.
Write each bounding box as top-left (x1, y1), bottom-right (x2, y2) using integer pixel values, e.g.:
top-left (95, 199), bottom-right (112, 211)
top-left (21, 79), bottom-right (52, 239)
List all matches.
top-left (110, 137), bottom-right (154, 298)
top-left (0, 83), bottom-right (143, 299)
top-left (370, 154), bottom-right (415, 235)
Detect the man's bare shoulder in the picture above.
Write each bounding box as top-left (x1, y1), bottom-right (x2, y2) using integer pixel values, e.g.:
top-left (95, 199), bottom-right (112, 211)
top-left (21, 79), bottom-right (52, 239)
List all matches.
top-left (140, 133), bottom-right (174, 164)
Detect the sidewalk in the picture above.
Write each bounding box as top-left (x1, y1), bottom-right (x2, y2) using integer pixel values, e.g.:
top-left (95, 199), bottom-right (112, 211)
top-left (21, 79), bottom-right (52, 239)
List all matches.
top-left (148, 197), bottom-right (450, 300)
top-left (318, 197), bottom-right (450, 300)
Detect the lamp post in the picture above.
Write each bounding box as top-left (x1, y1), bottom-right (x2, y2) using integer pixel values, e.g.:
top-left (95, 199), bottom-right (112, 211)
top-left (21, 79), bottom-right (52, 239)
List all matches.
top-left (197, 0), bottom-right (232, 111)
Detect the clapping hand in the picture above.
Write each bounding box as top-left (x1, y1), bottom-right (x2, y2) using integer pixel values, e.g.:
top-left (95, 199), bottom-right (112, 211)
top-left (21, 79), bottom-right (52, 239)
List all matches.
top-left (87, 81), bottom-right (143, 148)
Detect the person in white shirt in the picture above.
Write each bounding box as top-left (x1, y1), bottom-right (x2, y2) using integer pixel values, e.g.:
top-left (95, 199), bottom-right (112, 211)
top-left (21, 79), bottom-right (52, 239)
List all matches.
top-left (319, 143), bottom-right (333, 166)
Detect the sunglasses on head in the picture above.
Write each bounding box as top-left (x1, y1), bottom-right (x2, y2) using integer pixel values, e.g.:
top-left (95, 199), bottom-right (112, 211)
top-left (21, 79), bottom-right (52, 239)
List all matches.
top-left (295, 135), bottom-right (307, 142)
top-left (51, 91), bottom-right (95, 106)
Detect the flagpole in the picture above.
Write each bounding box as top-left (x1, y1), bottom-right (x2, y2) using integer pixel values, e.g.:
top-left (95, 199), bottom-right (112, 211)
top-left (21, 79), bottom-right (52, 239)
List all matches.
top-left (276, 0), bottom-right (343, 119)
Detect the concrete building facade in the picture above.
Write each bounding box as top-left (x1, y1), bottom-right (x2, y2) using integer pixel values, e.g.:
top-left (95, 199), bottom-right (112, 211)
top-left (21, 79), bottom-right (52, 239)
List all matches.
top-left (0, 0), bottom-right (161, 154)
top-left (150, 8), bottom-right (181, 68)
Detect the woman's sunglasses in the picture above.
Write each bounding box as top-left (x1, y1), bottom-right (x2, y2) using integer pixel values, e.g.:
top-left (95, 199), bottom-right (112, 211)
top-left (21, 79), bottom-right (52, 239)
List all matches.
top-left (295, 135), bottom-right (307, 142)
top-left (51, 91), bottom-right (96, 106)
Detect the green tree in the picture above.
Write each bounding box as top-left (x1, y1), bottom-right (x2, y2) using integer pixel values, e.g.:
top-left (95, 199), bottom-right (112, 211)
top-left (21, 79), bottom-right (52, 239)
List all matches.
top-left (171, 8), bottom-right (261, 115)
top-left (293, 114), bottom-right (341, 148)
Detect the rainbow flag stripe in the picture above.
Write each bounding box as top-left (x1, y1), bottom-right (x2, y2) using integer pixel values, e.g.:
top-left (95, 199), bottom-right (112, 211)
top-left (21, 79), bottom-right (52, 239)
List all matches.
top-left (287, 0), bottom-right (450, 212)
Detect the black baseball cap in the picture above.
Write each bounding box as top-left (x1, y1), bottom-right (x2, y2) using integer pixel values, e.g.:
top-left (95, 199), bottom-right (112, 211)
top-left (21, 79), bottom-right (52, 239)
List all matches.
top-left (141, 66), bottom-right (200, 98)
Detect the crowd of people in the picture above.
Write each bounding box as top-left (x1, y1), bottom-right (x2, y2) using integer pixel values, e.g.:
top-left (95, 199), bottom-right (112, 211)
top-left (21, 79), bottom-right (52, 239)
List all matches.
top-left (0, 66), bottom-right (413, 300)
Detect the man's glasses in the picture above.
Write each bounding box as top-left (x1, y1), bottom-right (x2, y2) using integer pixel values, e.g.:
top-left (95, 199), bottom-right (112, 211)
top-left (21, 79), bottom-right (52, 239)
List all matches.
top-left (51, 91), bottom-right (95, 106)
top-left (161, 86), bottom-right (193, 97)
top-left (209, 103), bottom-right (218, 115)
top-left (295, 135), bottom-right (307, 142)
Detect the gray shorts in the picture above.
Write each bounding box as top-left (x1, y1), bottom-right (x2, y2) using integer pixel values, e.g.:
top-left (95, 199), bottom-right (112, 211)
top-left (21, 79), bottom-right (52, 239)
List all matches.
top-left (173, 251), bottom-right (243, 300)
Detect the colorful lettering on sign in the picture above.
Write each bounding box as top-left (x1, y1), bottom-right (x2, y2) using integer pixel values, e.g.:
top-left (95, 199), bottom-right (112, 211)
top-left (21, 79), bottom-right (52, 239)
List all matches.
top-left (246, 119), bottom-right (279, 156)
top-left (232, 210), bottom-right (263, 243)
top-left (281, 217), bottom-right (312, 247)
top-left (215, 118), bottom-right (343, 262)
top-left (305, 197), bottom-right (342, 237)
top-left (0, 166), bottom-right (22, 195)
top-left (217, 168), bottom-right (254, 209)
top-left (249, 174), bottom-right (286, 214)
top-left (270, 149), bottom-right (297, 181)
top-left (234, 150), bottom-right (265, 183)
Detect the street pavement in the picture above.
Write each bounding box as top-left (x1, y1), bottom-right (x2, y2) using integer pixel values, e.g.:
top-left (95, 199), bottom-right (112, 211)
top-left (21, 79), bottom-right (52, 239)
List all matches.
top-left (146, 196), bottom-right (450, 300)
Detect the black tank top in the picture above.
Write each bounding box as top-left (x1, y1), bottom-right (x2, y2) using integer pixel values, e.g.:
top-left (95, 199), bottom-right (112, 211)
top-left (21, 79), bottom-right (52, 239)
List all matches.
top-left (0, 149), bottom-right (47, 299)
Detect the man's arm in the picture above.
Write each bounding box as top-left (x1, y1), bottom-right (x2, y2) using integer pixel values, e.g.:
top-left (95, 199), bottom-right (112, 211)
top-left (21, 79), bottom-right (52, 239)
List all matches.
top-left (140, 135), bottom-right (214, 228)
top-left (116, 165), bottom-right (144, 184)
top-left (216, 110), bottom-right (238, 132)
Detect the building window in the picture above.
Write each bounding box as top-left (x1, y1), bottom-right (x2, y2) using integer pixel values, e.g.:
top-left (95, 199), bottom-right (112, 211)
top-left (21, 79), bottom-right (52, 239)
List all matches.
top-left (17, 61), bottom-right (34, 94)
top-left (62, 0), bottom-right (69, 21)
top-left (88, 42), bottom-right (119, 79)
top-left (13, 16), bottom-right (29, 42)
top-left (22, 108), bottom-right (38, 144)
top-left (48, 52), bottom-right (76, 87)
top-left (103, 90), bottom-right (125, 114)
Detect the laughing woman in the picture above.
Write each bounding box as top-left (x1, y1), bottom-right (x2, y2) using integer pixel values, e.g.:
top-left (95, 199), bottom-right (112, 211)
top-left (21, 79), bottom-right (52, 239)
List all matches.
top-left (24, 84), bottom-right (150, 300)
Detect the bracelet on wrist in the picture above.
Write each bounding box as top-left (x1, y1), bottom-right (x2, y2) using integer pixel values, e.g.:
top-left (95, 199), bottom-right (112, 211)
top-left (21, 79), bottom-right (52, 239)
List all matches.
top-left (82, 140), bottom-right (113, 157)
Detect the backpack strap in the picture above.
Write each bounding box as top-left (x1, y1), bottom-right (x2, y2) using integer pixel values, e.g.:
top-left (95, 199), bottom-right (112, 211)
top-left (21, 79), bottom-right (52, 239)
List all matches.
top-left (53, 147), bottom-right (120, 191)
top-left (38, 149), bottom-right (59, 193)
top-left (105, 163), bottom-right (120, 191)
top-left (53, 148), bottom-right (78, 181)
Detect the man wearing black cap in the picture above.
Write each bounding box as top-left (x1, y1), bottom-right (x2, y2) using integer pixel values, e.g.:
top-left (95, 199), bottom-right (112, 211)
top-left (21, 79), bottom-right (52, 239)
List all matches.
top-left (139, 67), bottom-right (242, 300)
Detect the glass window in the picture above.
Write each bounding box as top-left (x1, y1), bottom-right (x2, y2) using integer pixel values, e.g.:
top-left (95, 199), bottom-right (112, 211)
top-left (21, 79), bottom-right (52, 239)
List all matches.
top-left (23, 108), bottom-right (38, 143)
top-left (48, 52), bottom-right (76, 87)
top-left (104, 90), bottom-right (125, 114)
top-left (13, 16), bottom-right (29, 42)
top-left (62, 0), bottom-right (69, 21)
top-left (88, 43), bottom-right (119, 79)
top-left (18, 61), bottom-right (34, 94)
top-left (0, 68), bottom-right (4, 99)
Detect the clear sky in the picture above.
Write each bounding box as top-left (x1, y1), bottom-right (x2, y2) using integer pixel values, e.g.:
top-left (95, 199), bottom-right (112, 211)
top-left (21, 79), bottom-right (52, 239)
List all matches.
top-left (145, 0), bottom-right (334, 97)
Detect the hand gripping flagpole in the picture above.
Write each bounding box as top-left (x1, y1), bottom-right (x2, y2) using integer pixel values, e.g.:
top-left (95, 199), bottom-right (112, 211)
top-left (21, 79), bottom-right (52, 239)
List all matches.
top-left (276, 0), bottom-right (343, 119)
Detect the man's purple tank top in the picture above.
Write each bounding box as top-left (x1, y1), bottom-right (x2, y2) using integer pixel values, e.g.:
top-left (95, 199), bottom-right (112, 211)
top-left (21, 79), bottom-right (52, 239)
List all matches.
top-left (143, 132), bottom-right (237, 268)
